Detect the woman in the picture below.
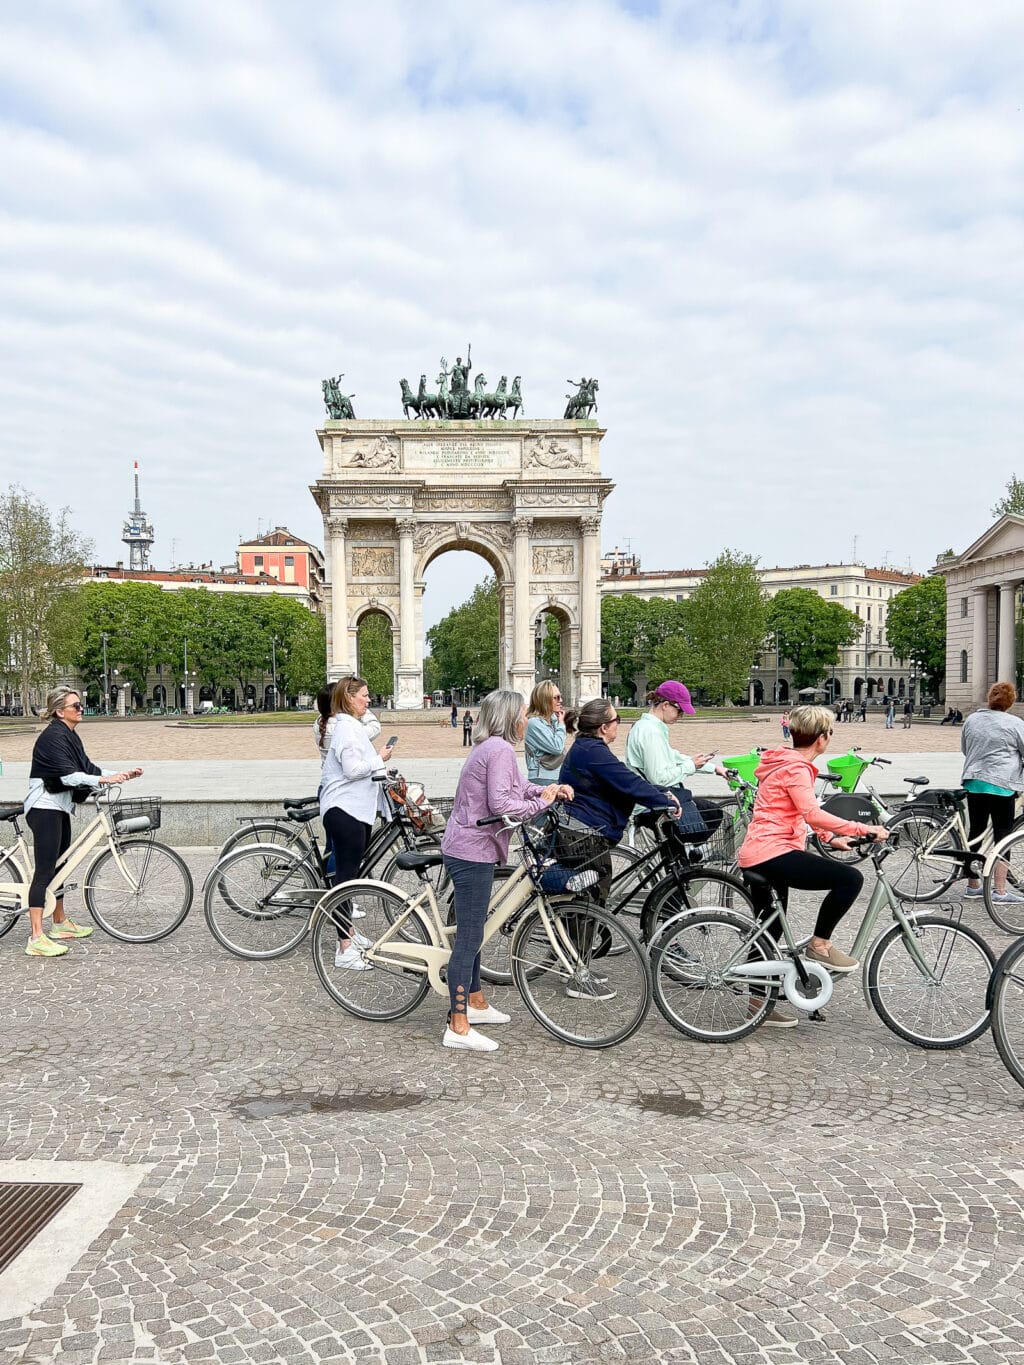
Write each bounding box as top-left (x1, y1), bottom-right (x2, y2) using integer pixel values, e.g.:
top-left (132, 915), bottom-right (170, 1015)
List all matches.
top-left (736, 705), bottom-right (888, 1026)
top-left (440, 689), bottom-right (572, 1052)
top-left (319, 676), bottom-right (394, 970)
top-left (524, 680), bottom-right (568, 782)
top-left (625, 681), bottom-right (728, 839)
top-left (24, 686), bottom-right (143, 957)
top-left (559, 698), bottom-right (681, 908)
top-left (962, 681), bottom-right (1024, 901)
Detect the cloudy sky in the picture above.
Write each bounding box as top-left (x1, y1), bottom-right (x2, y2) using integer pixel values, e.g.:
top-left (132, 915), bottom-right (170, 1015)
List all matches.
top-left (2, 1), bottom-right (1022, 628)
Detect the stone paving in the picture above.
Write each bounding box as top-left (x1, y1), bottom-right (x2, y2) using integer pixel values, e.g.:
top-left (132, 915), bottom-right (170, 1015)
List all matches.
top-left (3, 849), bottom-right (1024, 1364)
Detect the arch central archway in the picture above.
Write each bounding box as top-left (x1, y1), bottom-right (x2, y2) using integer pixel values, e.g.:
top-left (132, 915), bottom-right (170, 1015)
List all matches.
top-left (313, 418), bottom-right (612, 707)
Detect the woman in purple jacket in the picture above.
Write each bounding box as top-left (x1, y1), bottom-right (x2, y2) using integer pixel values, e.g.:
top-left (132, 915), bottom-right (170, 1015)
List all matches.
top-left (440, 689), bottom-right (573, 1053)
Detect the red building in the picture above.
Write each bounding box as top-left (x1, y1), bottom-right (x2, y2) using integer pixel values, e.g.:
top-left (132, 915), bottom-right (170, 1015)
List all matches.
top-left (237, 527), bottom-right (325, 612)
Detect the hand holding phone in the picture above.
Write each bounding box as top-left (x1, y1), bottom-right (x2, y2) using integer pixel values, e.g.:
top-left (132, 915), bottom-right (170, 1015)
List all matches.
top-left (386, 735), bottom-right (399, 748)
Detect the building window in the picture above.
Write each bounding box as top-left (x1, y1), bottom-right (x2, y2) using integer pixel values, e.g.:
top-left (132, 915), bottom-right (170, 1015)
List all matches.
top-left (960, 650), bottom-right (968, 684)
top-left (254, 555), bottom-right (263, 567)
top-left (675, 594), bottom-right (684, 602)
top-left (866, 586), bottom-right (871, 596)
top-left (830, 584), bottom-right (838, 596)
top-left (867, 606), bottom-right (872, 620)
top-left (961, 597), bottom-right (969, 618)
top-left (855, 605), bottom-right (860, 616)
top-left (284, 555), bottom-right (294, 567)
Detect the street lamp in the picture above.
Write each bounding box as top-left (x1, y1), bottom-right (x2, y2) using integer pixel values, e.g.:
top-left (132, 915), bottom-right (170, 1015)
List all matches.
top-left (183, 635), bottom-right (195, 715)
top-left (101, 632), bottom-right (109, 715)
top-left (749, 660), bottom-right (760, 708)
top-left (111, 668), bottom-right (119, 716)
top-left (774, 629), bottom-right (781, 707)
top-left (271, 635), bottom-right (279, 712)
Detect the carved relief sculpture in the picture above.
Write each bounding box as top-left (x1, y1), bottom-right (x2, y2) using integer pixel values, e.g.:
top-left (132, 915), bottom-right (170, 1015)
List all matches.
top-left (352, 547), bottom-right (396, 577)
top-left (532, 546), bottom-right (575, 575)
top-left (343, 436), bottom-right (399, 470)
top-left (525, 435), bottom-right (585, 470)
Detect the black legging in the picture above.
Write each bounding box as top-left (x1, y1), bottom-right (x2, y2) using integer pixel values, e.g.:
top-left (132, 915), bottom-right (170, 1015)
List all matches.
top-left (743, 848), bottom-right (863, 942)
top-left (27, 808), bottom-right (72, 907)
top-left (966, 791), bottom-right (1015, 849)
top-left (322, 805), bottom-right (371, 939)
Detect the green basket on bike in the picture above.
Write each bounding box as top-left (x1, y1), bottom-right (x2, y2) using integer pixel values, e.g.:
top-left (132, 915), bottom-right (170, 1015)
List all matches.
top-left (825, 753), bottom-right (871, 794)
top-left (722, 751), bottom-right (761, 788)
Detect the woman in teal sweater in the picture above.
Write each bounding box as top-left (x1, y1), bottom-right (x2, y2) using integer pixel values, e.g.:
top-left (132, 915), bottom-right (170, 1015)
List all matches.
top-left (625, 681), bottom-right (728, 837)
top-left (524, 680), bottom-right (568, 782)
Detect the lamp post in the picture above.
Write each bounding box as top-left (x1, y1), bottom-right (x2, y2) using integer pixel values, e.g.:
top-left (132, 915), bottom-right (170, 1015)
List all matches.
top-left (101, 632), bottom-right (109, 715)
top-left (183, 636), bottom-right (194, 715)
top-left (111, 667), bottom-right (119, 717)
top-left (774, 629), bottom-right (781, 706)
top-left (749, 661), bottom-right (760, 708)
top-left (271, 635), bottom-right (279, 712)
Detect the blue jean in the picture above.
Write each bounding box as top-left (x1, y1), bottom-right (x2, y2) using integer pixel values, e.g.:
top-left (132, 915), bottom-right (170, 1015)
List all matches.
top-left (442, 854), bottom-right (496, 1017)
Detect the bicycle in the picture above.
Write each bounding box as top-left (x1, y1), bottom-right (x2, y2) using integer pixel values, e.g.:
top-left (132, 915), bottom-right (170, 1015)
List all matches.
top-left (202, 773), bottom-right (446, 959)
top-left (309, 807), bottom-right (653, 1050)
top-left (0, 791), bottom-right (193, 944)
top-left (986, 935), bottom-right (1024, 1090)
top-left (647, 833), bottom-right (995, 1048)
top-left (811, 751), bottom-right (933, 863)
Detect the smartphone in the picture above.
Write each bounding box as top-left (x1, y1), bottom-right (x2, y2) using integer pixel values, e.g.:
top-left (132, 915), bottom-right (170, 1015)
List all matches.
top-left (386, 735), bottom-right (399, 748)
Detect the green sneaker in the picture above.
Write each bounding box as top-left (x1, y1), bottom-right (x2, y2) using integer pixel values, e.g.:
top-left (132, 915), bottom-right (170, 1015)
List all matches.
top-left (26, 934), bottom-right (69, 958)
top-left (49, 917), bottom-right (93, 939)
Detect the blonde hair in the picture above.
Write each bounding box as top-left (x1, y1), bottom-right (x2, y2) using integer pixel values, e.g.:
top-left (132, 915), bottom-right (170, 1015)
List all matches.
top-left (787, 705), bottom-right (834, 746)
top-left (330, 675), bottom-right (369, 720)
top-left (40, 685), bottom-right (81, 724)
top-left (527, 679), bottom-right (559, 720)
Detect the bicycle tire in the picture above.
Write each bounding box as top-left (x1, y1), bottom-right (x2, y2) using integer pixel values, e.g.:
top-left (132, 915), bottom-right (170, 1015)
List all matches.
top-left (883, 810), bottom-right (961, 903)
top-left (510, 901), bottom-right (651, 1049)
top-left (84, 840), bottom-right (193, 943)
top-left (379, 837), bottom-right (450, 905)
top-left (604, 843), bottom-right (648, 920)
top-left (989, 937), bottom-right (1024, 1091)
top-left (982, 829), bottom-right (1024, 934)
top-left (311, 882), bottom-right (432, 1021)
top-left (865, 916), bottom-right (994, 1049)
top-left (0, 908), bottom-right (19, 940)
top-left (204, 843), bottom-right (319, 959)
top-left (649, 909), bottom-right (777, 1041)
top-left (639, 869), bottom-right (755, 945)
top-left (811, 795), bottom-right (879, 864)
top-left (218, 820), bottom-right (313, 862)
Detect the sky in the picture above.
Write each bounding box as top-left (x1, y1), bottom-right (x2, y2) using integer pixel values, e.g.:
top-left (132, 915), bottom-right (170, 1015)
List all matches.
top-left (2, 1), bottom-right (1023, 632)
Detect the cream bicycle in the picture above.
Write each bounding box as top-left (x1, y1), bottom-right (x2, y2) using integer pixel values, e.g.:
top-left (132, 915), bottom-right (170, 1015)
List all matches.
top-left (0, 790), bottom-right (193, 944)
top-left (309, 807), bottom-right (653, 1049)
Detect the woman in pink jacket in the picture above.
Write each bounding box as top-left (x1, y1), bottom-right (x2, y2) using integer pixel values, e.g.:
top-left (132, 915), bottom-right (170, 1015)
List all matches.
top-left (737, 706), bottom-right (888, 1023)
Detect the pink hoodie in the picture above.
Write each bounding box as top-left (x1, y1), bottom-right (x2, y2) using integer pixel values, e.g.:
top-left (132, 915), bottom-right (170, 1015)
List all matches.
top-left (736, 747), bottom-right (871, 868)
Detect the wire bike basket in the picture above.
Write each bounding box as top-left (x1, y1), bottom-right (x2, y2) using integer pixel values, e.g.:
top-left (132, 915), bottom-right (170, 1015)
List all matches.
top-left (110, 796), bottom-right (162, 834)
top-left (519, 810), bottom-right (610, 895)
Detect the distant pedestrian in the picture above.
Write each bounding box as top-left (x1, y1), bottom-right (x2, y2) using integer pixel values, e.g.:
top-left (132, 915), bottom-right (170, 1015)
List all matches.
top-left (451, 702), bottom-right (458, 729)
top-left (780, 711), bottom-right (791, 742)
top-left (885, 698), bottom-right (895, 729)
top-left (902, 699), bottom-right (914, 729)
top-left (462, 710), bottom-right (473, 746)
top-left (859, 701), bottom-right (867, 722)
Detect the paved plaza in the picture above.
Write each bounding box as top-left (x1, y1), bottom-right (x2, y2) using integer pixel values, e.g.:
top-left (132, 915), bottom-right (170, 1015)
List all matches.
top-left (3, 718), bottom-right (1024, 1364)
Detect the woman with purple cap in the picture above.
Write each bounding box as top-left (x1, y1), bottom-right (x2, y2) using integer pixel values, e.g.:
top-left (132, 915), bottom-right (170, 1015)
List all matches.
top-left (625, 681), bottom-right (729, 839)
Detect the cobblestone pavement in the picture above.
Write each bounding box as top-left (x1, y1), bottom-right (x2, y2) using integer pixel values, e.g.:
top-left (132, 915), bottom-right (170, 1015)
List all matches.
top-left (3, 851), bottom-right (1024, 1364)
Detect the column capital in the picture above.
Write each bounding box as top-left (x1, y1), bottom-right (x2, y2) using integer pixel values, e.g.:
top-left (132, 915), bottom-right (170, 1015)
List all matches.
top-left (326, 515), bottom-right (349, 535)
top-left (512, 515), bottom-right (534, 536)
top-left (396, 517), bottom-right (417, 537)
top-left (580, 514), bottom-right (602, 535)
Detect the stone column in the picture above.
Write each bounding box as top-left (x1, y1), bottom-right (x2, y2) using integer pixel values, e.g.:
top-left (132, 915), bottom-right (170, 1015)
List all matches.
top-left (972, 586), bottom-right (990, 706)
top-left (395, 518), bottom-right (422, 708)
top-left (998, 582), bottom-right (1017, 685)
top-left (577, 514), bottom-right (603, 702)
top-left (326, 515), bottom-right (349, 680)
top-left (509, 516), bottom-right (535, 702)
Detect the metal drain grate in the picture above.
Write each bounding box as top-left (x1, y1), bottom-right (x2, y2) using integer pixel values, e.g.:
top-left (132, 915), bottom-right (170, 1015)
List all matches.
top-left (0, 1182), bottom-right (81, 1273)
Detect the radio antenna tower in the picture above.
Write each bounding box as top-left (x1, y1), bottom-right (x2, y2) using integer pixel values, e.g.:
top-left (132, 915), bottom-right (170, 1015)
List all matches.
top-left (122, 461), bottom-right (155, 570)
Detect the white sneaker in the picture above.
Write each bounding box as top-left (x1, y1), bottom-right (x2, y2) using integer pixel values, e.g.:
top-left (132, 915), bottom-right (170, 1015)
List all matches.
top-left (466, 1004), bottom-right (511, 1025)
top-left (566, 869), bottom-right (600, 893)
top-left (963, 886), bottom-right (983, 899)
top-left (351, 930), bottom-right (372, 949)
top-left (335, 944), bottom-right (372, 970)
top-left (993, 891), bottom-right (1024, 903)
top-left (565, 969), bottom-right (616, 1001)
top-left (442, 1025), bottom-right (499, 1052)
top-left (351, 906), bottom-right (367, 919)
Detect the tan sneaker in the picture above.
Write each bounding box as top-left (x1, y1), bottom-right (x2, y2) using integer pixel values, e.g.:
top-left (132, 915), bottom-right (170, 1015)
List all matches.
top-left (805, 944), bottom-right (859, 974)
top-left (747, 999), bottom-right (799, 1028)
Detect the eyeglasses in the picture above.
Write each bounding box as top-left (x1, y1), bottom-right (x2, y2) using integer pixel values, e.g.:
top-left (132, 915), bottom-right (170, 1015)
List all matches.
top-left (827, 728), bottom-right (834, 737)
top-left (607, 715), bottom-right (620, 724)
top-left (63, 702), bottom-right (84, 712)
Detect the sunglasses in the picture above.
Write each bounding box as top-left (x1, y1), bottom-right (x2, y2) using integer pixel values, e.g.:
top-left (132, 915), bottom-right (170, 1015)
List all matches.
top-left (63, 702), bottom-right (84, 712)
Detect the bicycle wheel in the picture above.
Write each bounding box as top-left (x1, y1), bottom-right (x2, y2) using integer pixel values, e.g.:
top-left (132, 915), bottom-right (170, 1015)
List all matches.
top-left (811, 795), bottom-right (878, 864)
top-left (865, 916), bottom-right (994, 1049)
top-left (990, 937), bottom-right (1024, 1090)
top-left (84, 840), bottom-right (193, 943)
top-left (311, 882), bottom-right (432, 1021)
top-left (883, 811), bottom-right (961, 903)
top-left (510, 901), bottom-right (651, 1049)
top-left (604, 844), bottom-right (648, 920)
top-left (0, 907), bottom-right (19, 940)
top-left (639, 869), bottom-right (755, 944)
top-left (649, 910), bottom-right (777, 1042)
top-left (379, 836), bottom-right (449, 904)
top-left (218, 820), bottom-right (312, 861)
top-left (204, 843), bottom-right (319, 959)
top-left (983, 830), bottom-right (1024, 934)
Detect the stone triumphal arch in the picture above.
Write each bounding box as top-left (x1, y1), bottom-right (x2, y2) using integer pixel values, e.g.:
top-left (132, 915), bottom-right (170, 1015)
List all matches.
top-left (311, 420), bottom-right (612, 707)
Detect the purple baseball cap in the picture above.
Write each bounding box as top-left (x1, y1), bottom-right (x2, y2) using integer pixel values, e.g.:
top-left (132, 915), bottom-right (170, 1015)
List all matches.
top-left (654, 680), bottom-right (696, 714)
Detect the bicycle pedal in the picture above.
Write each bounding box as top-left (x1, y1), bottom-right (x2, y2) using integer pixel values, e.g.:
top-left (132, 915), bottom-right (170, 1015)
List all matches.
top-left (62, 882), bottom-right (78, 893)
top-left (808, 1010), bottom-right (827, 1023)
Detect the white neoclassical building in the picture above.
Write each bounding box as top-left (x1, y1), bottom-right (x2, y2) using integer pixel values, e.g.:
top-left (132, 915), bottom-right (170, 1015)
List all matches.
top-left (311, 420), bottom-right (612, 707)
top-left (935, 515), bottom-right (1024, 711)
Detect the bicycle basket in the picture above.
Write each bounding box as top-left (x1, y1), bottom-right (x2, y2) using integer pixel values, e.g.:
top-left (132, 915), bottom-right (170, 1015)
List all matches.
top-left (826, 753), bottom-right (871, 793)
top-left (110, 796), bottom-right (161, 833)
top-left (521, 812), bottom-right (609, 892)
top-left (695, 797), bottom-right (738, 864)
top-left (722, 751), bottom-right (761, 788)
top-left (386, 778), bottom-right (436, 831)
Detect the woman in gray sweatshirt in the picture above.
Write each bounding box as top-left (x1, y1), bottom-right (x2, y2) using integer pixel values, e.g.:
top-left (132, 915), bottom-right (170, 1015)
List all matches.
top-left (962, 680), bottom-right (1024, 900)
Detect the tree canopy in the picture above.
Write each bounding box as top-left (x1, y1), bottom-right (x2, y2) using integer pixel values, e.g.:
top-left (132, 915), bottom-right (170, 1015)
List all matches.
top-left (667, 551), bottom-right (768, 703)
top-left (357, 612), bottom-right (394, 698)
top-left (426, 578), bottom-right (499, 694)
top-left (885, 575), bottom-right (946, 690)
top-left (767, 588), bottom-right (863, 690)
top-left (992, 474), bottom-right (1024, 519)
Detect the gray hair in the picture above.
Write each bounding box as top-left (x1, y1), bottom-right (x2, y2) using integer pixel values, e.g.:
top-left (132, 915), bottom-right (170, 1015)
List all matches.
top-left (473, 689), bottom-right (525, 746)
top-left (40, 685), bottom-right (81, 723)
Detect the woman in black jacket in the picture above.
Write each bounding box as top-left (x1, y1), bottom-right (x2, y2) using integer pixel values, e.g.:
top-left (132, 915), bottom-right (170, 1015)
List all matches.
top-left (24, 686), bottom-right (142, 957)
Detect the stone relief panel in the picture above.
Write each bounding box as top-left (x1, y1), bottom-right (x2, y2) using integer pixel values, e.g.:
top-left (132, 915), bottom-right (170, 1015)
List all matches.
top-left (338, 435), bottom-right (399, 470)
top-left (531, 519), bottom-right (577, 539)
top-left (351, 547), bottom-right (396, 577)
top-left (347, 521), bottom-right (395, 542)
top-left (525, 435), bottom-right (585, 470)
top-left (333, 492), bottom-right (413, 509)
top-left (531, 490), bottom-right (602, 507)
top-left (532, 546), bottom-right (576, 576)
top-left (415, 492), bottom-right (510, 512)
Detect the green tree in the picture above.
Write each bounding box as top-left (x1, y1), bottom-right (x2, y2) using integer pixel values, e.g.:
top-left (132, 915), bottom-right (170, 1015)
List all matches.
top-left (357, 613), bottom-right (394, 698)
top-left (992, 474), bottom-right (1024, 518)
top-left (427, 578), bottom-right (499, 694)
top-left (885, 576), bottom-right (947, 692)
top-left (680, 551), bottom-right (769, 703)
top-left (767, 588), bottom-right (863, 690)
top-left (0, 487), bottom-right (92, 711)
top-left (540, 613), bottom-right (561, 676)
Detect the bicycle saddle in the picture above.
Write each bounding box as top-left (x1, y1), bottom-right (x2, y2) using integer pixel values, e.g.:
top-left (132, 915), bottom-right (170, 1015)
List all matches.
top-left (903, 777), bottom-right (929, 786)
top-left (739, 868), bottom-right (772, 894)
top-left (0, 803), bottom-right (23, 822)
top-left (282, 795), bottom-right (318, 809)
top-left (286, 807), bottom-right (320, 825)
top-left (392, 849), bottom-right (444, 872)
